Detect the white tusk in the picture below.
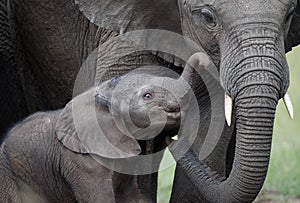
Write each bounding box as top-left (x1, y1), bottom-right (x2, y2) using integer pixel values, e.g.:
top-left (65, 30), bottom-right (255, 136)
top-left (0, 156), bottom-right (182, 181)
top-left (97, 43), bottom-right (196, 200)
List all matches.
top-left (172, 135), bottom-right (179, 141)
top-left (225, 93), bottom-right (233, 126)
top-left (283, 93), bottom-right (294, 119)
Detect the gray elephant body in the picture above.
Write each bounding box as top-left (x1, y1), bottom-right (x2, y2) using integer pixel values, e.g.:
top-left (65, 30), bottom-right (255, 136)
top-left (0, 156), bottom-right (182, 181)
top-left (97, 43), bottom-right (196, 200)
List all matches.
top-left (1, 0), bottom-right (300, 202)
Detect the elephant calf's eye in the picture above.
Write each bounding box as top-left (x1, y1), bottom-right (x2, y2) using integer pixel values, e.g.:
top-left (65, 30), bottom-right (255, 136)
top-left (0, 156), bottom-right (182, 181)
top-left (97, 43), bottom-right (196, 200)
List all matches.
top-left (143, 93), bottom-right (154, 100)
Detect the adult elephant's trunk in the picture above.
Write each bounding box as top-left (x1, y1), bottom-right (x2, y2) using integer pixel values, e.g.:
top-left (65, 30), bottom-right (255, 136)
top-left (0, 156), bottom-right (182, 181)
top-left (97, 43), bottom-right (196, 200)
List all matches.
top-left (174, 26), bottom-right (290, 203)
top-left (178, 95), bottom-right (276, 202)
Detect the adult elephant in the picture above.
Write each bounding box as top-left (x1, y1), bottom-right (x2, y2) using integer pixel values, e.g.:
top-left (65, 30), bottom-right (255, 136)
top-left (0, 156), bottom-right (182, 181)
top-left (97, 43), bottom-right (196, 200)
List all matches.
top-left (1, 0), bottom-right (181, 133)
top-left (0, 0), bottom-right (28, 135)
top-left (1, 0), bottom-right (300, 202)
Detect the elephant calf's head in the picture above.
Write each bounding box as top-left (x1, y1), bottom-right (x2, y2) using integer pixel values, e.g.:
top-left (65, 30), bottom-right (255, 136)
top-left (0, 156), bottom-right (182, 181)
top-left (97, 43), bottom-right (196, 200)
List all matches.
top-left (95, 73), bottom-right (184, 140)
top-left (55, 54), bottom-right (203, 159)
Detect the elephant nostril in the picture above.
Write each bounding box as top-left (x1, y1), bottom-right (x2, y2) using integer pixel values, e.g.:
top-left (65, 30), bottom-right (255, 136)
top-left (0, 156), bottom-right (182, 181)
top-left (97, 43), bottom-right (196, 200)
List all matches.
top-left (173, 106), bottom-right (180, 113)
top-left (165, 102), bottom-right (180, 113)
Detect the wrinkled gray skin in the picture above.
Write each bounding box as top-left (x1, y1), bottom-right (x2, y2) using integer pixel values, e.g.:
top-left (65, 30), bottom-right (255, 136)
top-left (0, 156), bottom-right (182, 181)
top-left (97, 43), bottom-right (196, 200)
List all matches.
top-left (1, 0), bottom-right (300, 202)
top-left (0, 61), bottom-right (196, 202)
top-left (0, 0), bottom-right (28, 135)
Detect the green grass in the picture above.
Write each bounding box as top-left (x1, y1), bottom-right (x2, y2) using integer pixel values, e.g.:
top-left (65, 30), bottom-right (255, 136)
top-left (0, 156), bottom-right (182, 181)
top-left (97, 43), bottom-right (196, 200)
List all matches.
top-left (157, 46), bottom-right (300, 202)
top-left (264, 46), bottom-right (300, 197)
top-left (157, 149), bottom-right (176, 203)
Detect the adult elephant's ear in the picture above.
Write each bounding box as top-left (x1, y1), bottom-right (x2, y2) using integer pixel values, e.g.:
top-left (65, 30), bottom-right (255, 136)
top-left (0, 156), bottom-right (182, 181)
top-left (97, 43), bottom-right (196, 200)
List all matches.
top-left (55, 87), bottom-right (141, 159)
top-left (75, 0), bottom-right (181, 33)
top-left (285, 1), bottom-right (300, 52)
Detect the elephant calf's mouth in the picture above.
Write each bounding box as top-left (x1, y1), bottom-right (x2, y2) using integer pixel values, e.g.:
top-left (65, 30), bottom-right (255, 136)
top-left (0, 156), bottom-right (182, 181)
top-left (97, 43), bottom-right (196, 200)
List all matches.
top-left (166, 111), bottom-right (181, 124)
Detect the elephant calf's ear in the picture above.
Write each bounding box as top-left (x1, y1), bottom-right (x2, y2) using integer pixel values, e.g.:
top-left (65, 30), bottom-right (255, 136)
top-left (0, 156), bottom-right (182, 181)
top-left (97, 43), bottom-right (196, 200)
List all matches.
top-left (95, 76), bottom-right (121, 108)
top-left (95, 93), bottom-right (111, 108)
top-left (55, 101), bottom-right (89, 154)
top-left (285, 1), bottom-right (300, 52)
top-left (55, 89), bottom-right (141, 159)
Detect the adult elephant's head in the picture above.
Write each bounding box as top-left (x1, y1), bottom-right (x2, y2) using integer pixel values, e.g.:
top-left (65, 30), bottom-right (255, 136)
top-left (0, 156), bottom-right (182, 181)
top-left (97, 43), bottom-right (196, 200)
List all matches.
top-left (173, 0), bottom-right (300, 202)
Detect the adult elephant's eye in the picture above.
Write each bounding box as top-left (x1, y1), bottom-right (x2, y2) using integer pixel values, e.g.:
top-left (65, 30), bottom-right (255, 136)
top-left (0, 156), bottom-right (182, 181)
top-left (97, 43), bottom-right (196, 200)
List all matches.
top-left (192, 6), bottom-right (218, 29)
top-left (143, 93), bottom-right (154, 100)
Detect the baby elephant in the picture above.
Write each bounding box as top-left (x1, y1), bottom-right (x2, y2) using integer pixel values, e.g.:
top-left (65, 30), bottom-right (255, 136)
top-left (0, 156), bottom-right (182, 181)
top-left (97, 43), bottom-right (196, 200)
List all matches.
top-left (0, 52), bottom-right (210, 203)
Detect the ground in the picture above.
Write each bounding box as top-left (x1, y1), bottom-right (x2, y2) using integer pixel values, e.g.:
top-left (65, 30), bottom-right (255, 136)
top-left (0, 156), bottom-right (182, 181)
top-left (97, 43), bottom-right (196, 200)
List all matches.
top-left (255, 191), bottom-right (300, 203)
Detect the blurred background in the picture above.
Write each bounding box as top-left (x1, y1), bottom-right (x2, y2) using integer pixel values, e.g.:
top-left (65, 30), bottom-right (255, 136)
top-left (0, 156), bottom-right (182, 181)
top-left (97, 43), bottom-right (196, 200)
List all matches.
top-left (157, 46), bottom-right (300, 203)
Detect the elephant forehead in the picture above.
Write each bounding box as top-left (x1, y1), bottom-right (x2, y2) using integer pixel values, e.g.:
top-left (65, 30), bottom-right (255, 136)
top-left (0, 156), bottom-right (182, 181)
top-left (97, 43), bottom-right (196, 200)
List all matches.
top-left (208, 0), bottom-right (291, 10)
top-left (109, 74), bottom-right (178, 101)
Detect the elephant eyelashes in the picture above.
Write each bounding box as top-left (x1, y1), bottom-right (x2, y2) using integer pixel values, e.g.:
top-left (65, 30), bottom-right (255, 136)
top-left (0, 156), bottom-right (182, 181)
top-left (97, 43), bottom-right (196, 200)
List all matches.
top-left (192, 6), bottom-right (218, 29)
top-left (286, 4), bottom-right (296, 23)
top-left (284, 3), bottom-right (296, 36)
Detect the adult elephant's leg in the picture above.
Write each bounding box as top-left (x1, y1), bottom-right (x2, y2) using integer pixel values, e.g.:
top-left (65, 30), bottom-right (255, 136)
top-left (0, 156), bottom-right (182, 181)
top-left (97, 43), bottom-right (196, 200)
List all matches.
top-left (0, 0), bottom-right (28, 135)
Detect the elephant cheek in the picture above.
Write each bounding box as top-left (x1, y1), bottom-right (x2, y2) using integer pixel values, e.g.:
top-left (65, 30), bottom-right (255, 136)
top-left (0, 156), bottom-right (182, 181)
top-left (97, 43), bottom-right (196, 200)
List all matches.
top-left (129, 110), bottom-right (151, 129)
